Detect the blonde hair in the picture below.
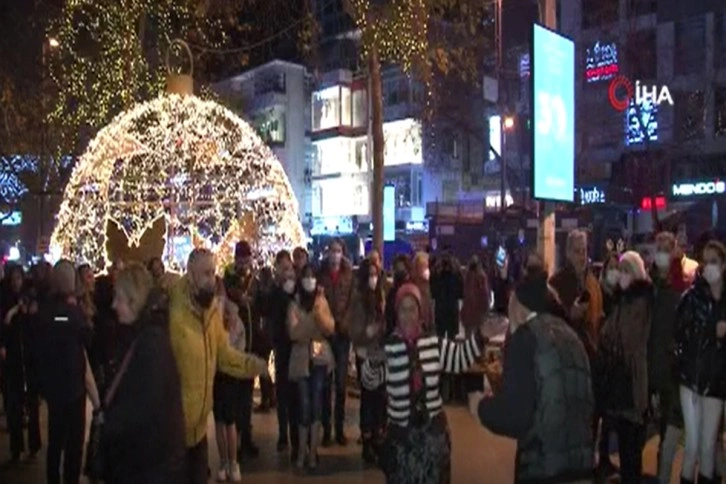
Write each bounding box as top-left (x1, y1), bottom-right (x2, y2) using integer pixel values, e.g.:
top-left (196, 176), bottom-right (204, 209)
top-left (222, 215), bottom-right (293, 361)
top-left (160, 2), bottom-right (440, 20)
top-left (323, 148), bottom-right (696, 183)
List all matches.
top-left (115, 263), bottom-right (154, 320)
top-left (413, 251), bottom-right (429, 267)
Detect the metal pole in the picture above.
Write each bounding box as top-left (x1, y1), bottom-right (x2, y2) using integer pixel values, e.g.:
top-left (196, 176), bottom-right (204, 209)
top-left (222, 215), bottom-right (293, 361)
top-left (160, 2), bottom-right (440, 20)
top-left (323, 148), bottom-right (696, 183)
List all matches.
top-left (497, 0), bottom-right (505, 212)
top-left (500, 120), bottom-right (506, 211)
top-left (536, 0), bottom-right (558, 275)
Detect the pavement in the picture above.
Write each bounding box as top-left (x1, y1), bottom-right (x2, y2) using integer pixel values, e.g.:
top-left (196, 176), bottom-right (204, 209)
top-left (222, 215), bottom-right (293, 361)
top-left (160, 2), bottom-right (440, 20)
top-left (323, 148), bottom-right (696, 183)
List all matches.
top-left (0, 395), bottom-right (682, 484)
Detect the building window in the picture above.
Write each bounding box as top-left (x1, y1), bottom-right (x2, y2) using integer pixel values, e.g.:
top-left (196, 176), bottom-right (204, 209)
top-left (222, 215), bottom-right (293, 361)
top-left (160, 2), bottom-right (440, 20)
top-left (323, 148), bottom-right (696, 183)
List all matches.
top-left (352, 88), bottom-right (367, 128)
top-left (716, 13), bottom-right (726, 70)
top-left (674, 16), bottom-right (706, 76)
top-left (628, 0), bottom-right (656, 16)
top-left (625, 29), bottom-right (656, 80)
top-left (312, 86), bottom-right (341, 131)
top-left (715, 86), bottom-right (726, 138)
top-left (674, 90), bottom-right (705, 141)
top-left (383, 77), bottom-right (410, 107)
top-left (253, 71), bottom-right (285, 96)
top-left (253, 107), bottom-right (286, 145)
top-left (581, 0), bottom-right (618, 29)
top-left (341, 86), bottom-right (352, 126)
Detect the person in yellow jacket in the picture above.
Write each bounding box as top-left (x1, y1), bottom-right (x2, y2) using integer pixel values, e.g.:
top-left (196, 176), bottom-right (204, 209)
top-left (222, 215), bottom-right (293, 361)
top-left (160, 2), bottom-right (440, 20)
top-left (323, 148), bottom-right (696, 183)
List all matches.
top-left (168, 248), bottom-right (268, 484)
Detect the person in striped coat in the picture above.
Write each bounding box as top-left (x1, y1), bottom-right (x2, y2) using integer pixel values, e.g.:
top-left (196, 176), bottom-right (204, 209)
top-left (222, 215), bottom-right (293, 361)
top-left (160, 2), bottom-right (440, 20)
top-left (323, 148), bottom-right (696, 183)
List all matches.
top-left (361, 282), bottom-right (487, 484)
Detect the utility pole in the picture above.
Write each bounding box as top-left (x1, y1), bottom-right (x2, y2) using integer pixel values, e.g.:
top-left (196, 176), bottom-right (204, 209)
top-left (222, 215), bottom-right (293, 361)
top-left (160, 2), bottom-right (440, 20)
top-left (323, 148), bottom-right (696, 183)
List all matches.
top-left (537, 0), bottom-right (557, 275)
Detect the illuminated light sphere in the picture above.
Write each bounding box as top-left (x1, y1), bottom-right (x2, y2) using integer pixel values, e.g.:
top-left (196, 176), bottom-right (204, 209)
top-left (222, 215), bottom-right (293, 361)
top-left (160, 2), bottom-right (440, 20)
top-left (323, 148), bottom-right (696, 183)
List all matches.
top-left (51, 94), bottom-right (305, 272)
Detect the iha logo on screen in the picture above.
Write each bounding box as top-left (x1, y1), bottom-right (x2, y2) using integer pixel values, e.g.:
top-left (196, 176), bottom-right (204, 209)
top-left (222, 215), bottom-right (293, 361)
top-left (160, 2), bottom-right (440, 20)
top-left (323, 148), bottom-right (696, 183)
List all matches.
top-left (607, 76), bottom-right (674, 111)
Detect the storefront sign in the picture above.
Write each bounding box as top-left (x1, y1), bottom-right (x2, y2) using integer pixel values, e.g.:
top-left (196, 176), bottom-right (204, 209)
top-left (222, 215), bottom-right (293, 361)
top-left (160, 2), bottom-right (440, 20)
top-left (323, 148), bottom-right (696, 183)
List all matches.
top-left (671, 180), bottom-right (726, 198)
top-left (640, 196), bottom-right (666, 211)
top-left (578, 186), bottom-right (606, 205)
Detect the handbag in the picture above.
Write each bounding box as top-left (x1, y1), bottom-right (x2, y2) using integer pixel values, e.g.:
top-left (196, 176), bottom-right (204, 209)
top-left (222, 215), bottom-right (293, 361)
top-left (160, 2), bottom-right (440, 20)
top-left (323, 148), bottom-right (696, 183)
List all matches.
top-left (84, 340), bottom-right (138, 479)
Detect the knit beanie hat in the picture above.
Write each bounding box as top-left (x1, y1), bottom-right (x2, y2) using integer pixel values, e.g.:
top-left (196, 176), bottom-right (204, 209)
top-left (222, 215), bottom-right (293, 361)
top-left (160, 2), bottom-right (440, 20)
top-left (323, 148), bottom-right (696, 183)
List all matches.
top-left (619, 250), bottom-right (647, 281)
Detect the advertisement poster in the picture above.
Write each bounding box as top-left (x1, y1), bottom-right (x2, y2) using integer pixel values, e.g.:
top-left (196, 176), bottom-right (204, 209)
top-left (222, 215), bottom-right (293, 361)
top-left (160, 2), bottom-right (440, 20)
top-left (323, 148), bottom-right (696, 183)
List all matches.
top-left (532, 23), bottom-right (575, 202)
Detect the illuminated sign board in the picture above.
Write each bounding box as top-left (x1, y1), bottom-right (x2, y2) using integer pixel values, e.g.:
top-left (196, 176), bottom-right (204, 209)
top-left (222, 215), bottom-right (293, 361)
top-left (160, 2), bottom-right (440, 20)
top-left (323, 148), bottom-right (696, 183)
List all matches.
top-left (671, 180), bottom-right (726, 198)
top-left (0, 211), bottom-right (22, 226)
top-left (531, 23), bottom-right (575, 202)
top-left (489, 115), bottom-right (501, 162)
top-left (578, 186), bottom-right (606, 205)
top-left (585, 41), bottom-right (618, 83)
top-left (640, 196), bottom-right (667, 211)
top-left (384, 185), bottom-right (396, 241)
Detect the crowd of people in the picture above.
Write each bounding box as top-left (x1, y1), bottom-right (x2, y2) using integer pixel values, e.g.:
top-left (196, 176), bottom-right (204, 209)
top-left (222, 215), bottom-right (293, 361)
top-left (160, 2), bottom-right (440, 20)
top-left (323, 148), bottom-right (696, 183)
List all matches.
top-left (0, 227), bottom-right (725, 483)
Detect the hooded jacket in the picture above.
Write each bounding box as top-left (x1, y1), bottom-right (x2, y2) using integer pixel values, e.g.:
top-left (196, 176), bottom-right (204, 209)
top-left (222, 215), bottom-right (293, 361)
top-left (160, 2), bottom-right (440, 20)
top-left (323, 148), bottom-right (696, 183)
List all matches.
top-left (675, 272), bottom-right (726, 399)
top-left (168, 276), bottom-right (266, 447)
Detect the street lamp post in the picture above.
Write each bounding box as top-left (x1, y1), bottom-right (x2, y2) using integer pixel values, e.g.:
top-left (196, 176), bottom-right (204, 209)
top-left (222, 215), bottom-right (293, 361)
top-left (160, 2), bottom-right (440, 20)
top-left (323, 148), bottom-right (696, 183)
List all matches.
top-left (500, 116), bottom-right (514, 211)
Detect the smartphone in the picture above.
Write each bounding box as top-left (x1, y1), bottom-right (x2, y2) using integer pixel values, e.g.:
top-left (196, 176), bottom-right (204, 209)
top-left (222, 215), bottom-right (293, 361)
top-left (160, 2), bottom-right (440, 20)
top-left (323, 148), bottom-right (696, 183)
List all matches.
top-left (496, 246), bottom-right (506, 267)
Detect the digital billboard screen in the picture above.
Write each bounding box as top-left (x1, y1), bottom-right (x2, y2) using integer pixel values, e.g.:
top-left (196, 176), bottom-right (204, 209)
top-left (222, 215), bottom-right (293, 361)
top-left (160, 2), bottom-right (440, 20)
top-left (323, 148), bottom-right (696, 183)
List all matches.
top-left (531, 23), bottom-right (575, 202)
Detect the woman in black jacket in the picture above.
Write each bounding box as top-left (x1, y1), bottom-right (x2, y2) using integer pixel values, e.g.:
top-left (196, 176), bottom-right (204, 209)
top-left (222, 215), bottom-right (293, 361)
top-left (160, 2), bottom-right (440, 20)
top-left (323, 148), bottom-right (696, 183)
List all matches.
top-left (675, 240), bottom-right (726, 484)
top-left (99, 263), bottom-right (185, 484)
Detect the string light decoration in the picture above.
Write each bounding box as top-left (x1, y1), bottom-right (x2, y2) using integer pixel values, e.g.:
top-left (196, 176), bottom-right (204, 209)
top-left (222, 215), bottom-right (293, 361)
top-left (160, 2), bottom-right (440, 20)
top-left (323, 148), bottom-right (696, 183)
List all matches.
top-left (49, 0), bottom-right (227, 151)
top-left (50, 94), bottom-right (306, 272)
top-left (348, 0), bottom-right (431, 83)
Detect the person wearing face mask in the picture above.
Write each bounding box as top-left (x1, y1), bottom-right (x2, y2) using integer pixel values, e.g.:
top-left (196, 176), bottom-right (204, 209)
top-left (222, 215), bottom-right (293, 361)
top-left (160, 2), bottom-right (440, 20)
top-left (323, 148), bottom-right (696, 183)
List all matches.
top-left (674, 240), bottom-right (726, 484)
top-left (361, 283), bottom-right (487, 484)
top-left (264, 250), bottom-right (300, 458)
top-left (412, 251), bottom-right (434, 334)
top-left (223, 240), bottom-right (263, 458)
top-left (317, 238), bottom-right (355, 446)
top-left (592, 251), bottom-right (620, 478)
top-left (599, 251), bottom-right (653, 484)
top-left (287, 264), bottom-right (335, 470)
top-left (386, 254), bottom-right (413, 336)
top-left (350, 258), bottom-right (387, 464)
top-left (168, 249), bottom-right (268, 484)
top-left (644, 231), bottom-right (690, 484)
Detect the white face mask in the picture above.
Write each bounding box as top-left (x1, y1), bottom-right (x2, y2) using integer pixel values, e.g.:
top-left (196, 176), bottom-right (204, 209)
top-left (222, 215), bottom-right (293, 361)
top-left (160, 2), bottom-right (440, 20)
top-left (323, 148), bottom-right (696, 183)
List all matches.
top-left (619, 273), bottom-right (632, 290)
top-left (605, 269), bottom-right (620, 286)
top-left (282, 279), bottom-right (296, 294)
top-left (368, 276), bottom-right (378, 290)
top-left (654, 252), bottom-right (671, 269)
top-left (703, 264), bottom-right (723, 284)
top-left (301, 277), bottom-right (317, 293)
top-left (422, 268), bottom-right (430, 281)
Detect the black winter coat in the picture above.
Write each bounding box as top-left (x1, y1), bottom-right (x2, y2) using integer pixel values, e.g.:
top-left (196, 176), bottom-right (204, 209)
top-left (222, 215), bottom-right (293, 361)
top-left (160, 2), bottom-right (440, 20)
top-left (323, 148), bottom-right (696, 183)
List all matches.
top-left (100, 290), bottom-right (185, 484)
top-left (675, 273), bottom-right (726, 399)
top-left (37, 298), bottom-right (91, 405)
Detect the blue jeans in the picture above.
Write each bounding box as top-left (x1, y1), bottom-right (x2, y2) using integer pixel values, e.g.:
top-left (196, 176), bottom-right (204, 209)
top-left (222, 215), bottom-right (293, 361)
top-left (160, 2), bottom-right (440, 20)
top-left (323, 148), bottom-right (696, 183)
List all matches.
top-left (323, 335), bottom-right (350, 436)
top-left (297, 365), bottom-right (327, 427)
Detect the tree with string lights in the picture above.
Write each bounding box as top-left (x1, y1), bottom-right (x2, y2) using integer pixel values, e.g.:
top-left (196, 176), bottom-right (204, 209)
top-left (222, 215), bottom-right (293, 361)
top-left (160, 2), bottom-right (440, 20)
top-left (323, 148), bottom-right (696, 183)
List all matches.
top-left (49, 0), bottom-right (312, 154)
top-left (344, 0), bottom-right (492, 256)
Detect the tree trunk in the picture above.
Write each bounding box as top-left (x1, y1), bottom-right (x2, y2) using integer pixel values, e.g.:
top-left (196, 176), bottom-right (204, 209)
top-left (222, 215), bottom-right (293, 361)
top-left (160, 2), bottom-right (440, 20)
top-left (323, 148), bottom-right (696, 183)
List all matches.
top-left (369, 45), bottom-right (385, 258)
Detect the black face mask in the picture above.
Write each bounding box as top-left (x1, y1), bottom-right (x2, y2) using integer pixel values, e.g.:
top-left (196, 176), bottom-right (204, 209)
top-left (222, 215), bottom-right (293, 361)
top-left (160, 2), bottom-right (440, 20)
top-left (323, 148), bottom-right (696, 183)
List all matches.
top-left (194, 288), bottom-right (215, 309)
top-left (394, 270), bottom-right (407, 282)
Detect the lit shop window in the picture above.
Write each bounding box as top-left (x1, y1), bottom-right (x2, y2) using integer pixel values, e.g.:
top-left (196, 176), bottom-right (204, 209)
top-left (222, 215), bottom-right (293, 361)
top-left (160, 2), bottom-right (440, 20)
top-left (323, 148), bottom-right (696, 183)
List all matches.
top-left (312, 86), bottom-right (341, 131)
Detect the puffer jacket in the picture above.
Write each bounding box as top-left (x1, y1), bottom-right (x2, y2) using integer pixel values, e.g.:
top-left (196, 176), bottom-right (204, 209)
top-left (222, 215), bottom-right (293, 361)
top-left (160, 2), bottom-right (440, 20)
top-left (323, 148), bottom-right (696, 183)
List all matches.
top-left (675, 272), bottom-right (726, 399)
top-left (168, 276), bottom-right (267, 447)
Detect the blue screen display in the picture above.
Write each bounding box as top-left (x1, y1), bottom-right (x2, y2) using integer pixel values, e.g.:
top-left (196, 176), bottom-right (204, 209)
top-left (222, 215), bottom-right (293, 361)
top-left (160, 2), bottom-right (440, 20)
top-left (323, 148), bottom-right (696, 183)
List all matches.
top-left (532, 24), bottom-right (575, 202)
top-left (384, 185), bottom-right (395, 241)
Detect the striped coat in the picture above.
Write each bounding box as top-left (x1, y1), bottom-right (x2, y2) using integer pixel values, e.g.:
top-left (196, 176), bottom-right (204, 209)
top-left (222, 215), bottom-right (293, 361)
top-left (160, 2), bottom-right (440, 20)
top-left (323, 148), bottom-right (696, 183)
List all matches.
top-left (362, 333), bottom-right (483, 427)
